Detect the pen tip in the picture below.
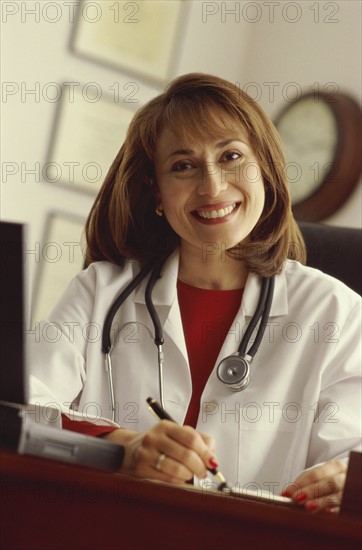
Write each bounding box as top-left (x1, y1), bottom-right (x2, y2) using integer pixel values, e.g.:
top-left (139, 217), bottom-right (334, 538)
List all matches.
top-left (218, 481), bottom-right (232, 492)
top-left (146, 397), bottom-right (153, 404)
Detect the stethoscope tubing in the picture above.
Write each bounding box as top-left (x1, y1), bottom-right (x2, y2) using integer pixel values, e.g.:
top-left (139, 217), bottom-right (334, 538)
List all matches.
top-left (244, 276), bottom-right (275, 358)
top-left (102, 261), bottom-right (154, 355)
top-left (102, 257), bottom-right (274, 421)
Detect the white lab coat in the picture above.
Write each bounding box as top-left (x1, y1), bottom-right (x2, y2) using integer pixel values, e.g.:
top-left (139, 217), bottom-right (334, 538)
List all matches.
top-left (29, 249), bottom-right (361, 493)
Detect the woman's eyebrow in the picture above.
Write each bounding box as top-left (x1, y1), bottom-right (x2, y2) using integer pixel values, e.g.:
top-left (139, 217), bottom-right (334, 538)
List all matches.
top-left (165, 139), bottom-right (248, 161)
top-left (166, 148), bottom-right (194, 160)
top-left (215, 138), bottom-right (248, 148)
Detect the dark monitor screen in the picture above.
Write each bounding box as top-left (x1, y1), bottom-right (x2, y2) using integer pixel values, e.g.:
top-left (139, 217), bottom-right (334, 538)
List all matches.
top-left (0, 221), bottom-right (27, 404)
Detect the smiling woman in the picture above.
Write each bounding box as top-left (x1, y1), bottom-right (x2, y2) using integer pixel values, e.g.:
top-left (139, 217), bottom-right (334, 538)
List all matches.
top-left (29, 73), bottom-right (361, 514)
top-left (154, 122), bottom-right (266, 289)
top-left (85, 73), bottom-right (305, 277)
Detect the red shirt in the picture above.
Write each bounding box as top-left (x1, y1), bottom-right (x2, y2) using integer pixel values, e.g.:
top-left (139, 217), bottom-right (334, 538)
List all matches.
top-left (177, 280), bottom-right (243, 427)
top-left (62, 280), bottom-right (243, 434)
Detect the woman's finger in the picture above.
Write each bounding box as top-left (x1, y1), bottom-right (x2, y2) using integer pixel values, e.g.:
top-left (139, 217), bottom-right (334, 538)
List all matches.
top-left (142, 422), bottom-right (216, 478)
top-left (302, 491), bottom-right (343, 513)
top-left (122, 421), bottom-right (218, 483)
top-left (281, 460), bottom-right (347, 512)
top-left (283, 460), bottom-right (347, 498)
top-left (134, 444), bottom-right (195, 483)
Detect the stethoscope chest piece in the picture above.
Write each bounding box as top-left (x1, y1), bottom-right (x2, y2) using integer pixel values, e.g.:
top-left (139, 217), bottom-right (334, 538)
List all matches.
top-left (217, 354), bottom-right (251, 392)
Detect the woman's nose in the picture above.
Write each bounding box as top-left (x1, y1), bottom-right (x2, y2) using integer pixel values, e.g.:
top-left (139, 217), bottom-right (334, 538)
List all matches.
top-left (198, 162), bottom-right (227, 196)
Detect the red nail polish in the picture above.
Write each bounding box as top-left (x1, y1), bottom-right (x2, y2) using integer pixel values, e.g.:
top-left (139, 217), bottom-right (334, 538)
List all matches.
top-left (307, 500), bottom-right (319, 511)
top-left (209, 457), bottom-right (219, 469)
top-left (295, 492), bottom-right (308, 503)
top-left (281, 490), bottom-right (291, 497)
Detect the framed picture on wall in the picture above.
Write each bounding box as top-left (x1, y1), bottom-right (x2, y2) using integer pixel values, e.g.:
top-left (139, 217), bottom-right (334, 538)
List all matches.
top-left (31, 212), bottom-right (86, 323)
top-left (44, 84), bottom-right (136, 194)
top-left (69, 0), bottom-right (186, 86)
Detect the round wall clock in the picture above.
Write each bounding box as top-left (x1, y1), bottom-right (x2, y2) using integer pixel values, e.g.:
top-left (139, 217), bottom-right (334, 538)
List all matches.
top-left (274, 91), bottom-right (362, 221)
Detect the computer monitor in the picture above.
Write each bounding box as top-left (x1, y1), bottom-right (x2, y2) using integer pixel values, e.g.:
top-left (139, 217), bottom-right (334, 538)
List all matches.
top-left (0, 221), bottom-right (27, 405)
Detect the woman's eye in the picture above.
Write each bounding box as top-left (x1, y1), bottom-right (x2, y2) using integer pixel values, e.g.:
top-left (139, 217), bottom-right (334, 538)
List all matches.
top-left (222, 151), bottom-right (242, 163)
top-left (171, 161), bottom-right (194, 172)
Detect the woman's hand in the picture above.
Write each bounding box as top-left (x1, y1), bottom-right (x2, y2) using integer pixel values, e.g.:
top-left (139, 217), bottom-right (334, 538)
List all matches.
top-left (281, 459), bottom-right (347, 513)
top-left (103, 421), bottom-right (217, 484)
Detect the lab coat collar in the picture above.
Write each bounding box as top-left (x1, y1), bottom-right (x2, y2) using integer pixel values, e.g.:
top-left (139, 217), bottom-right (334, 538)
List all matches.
top-left (133, 249), bottom-right (180, 306)
top-left (134, 249), bottom-right (190, 389)
top-left (242, 270), bottom-right (288, 317)
top-left (134, 249), bottom-right (288, 317)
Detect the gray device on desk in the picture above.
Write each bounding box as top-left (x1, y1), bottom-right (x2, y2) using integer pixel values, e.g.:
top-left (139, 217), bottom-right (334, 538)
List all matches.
top-left (0, 221), bottom-right (124, 471)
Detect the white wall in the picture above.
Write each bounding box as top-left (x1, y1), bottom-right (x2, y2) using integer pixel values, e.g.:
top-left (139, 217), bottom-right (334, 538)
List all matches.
top-left (1, 0), bottom-right (361, 314)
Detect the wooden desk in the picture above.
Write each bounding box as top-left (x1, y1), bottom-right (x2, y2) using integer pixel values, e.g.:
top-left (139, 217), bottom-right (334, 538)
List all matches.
top-left (0, 450), bottom-right (361, 550)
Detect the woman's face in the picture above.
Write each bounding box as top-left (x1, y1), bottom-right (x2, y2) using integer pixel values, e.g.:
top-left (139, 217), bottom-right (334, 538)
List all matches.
top-left (154, 115), bottom-right (265, 258)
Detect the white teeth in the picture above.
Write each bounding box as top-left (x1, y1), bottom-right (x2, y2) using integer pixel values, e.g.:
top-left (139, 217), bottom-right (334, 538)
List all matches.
top-left (196, 203), bottom-right (236, 219)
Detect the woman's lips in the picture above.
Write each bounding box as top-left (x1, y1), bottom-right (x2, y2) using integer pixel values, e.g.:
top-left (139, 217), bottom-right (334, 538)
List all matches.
top-left (191, 202), bottom-right (240, 224)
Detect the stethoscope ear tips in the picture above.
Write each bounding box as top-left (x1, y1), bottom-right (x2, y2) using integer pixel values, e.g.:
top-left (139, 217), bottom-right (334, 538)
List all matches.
top-left (216, 354), bottom-right (250, 392)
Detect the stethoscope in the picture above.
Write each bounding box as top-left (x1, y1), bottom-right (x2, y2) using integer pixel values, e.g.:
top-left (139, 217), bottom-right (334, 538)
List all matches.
top-left (102, 257), bottom-right (275, 422)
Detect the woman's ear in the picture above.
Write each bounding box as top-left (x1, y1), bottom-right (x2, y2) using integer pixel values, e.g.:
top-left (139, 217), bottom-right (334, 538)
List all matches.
top-left (154, 188), bottom-right (163, 216)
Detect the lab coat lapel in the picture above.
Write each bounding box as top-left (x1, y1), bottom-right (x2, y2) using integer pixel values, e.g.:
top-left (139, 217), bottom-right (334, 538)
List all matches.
top-left (215, 269), bottom-right (289, 363)
top-left (133, 250), bottom-right (189, 362)
top-left (241, 270), bottom-right (288, 318)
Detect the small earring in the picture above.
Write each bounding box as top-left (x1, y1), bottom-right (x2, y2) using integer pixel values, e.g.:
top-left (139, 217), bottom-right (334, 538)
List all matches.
top-left (155, 207), bottom-right (163, 217)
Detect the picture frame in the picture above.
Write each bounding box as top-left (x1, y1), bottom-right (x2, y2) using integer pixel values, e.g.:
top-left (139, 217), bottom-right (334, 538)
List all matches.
top-left (69, 0), bottom-right (186, 86)
top-left (44, 84), bottom-right (136, 194)
top-left (31, 212), bottom-right (86, 323)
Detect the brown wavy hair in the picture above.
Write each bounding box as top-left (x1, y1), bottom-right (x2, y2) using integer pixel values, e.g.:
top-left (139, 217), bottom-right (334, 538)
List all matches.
top-left (85, 73), bottom-right (306, 275)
